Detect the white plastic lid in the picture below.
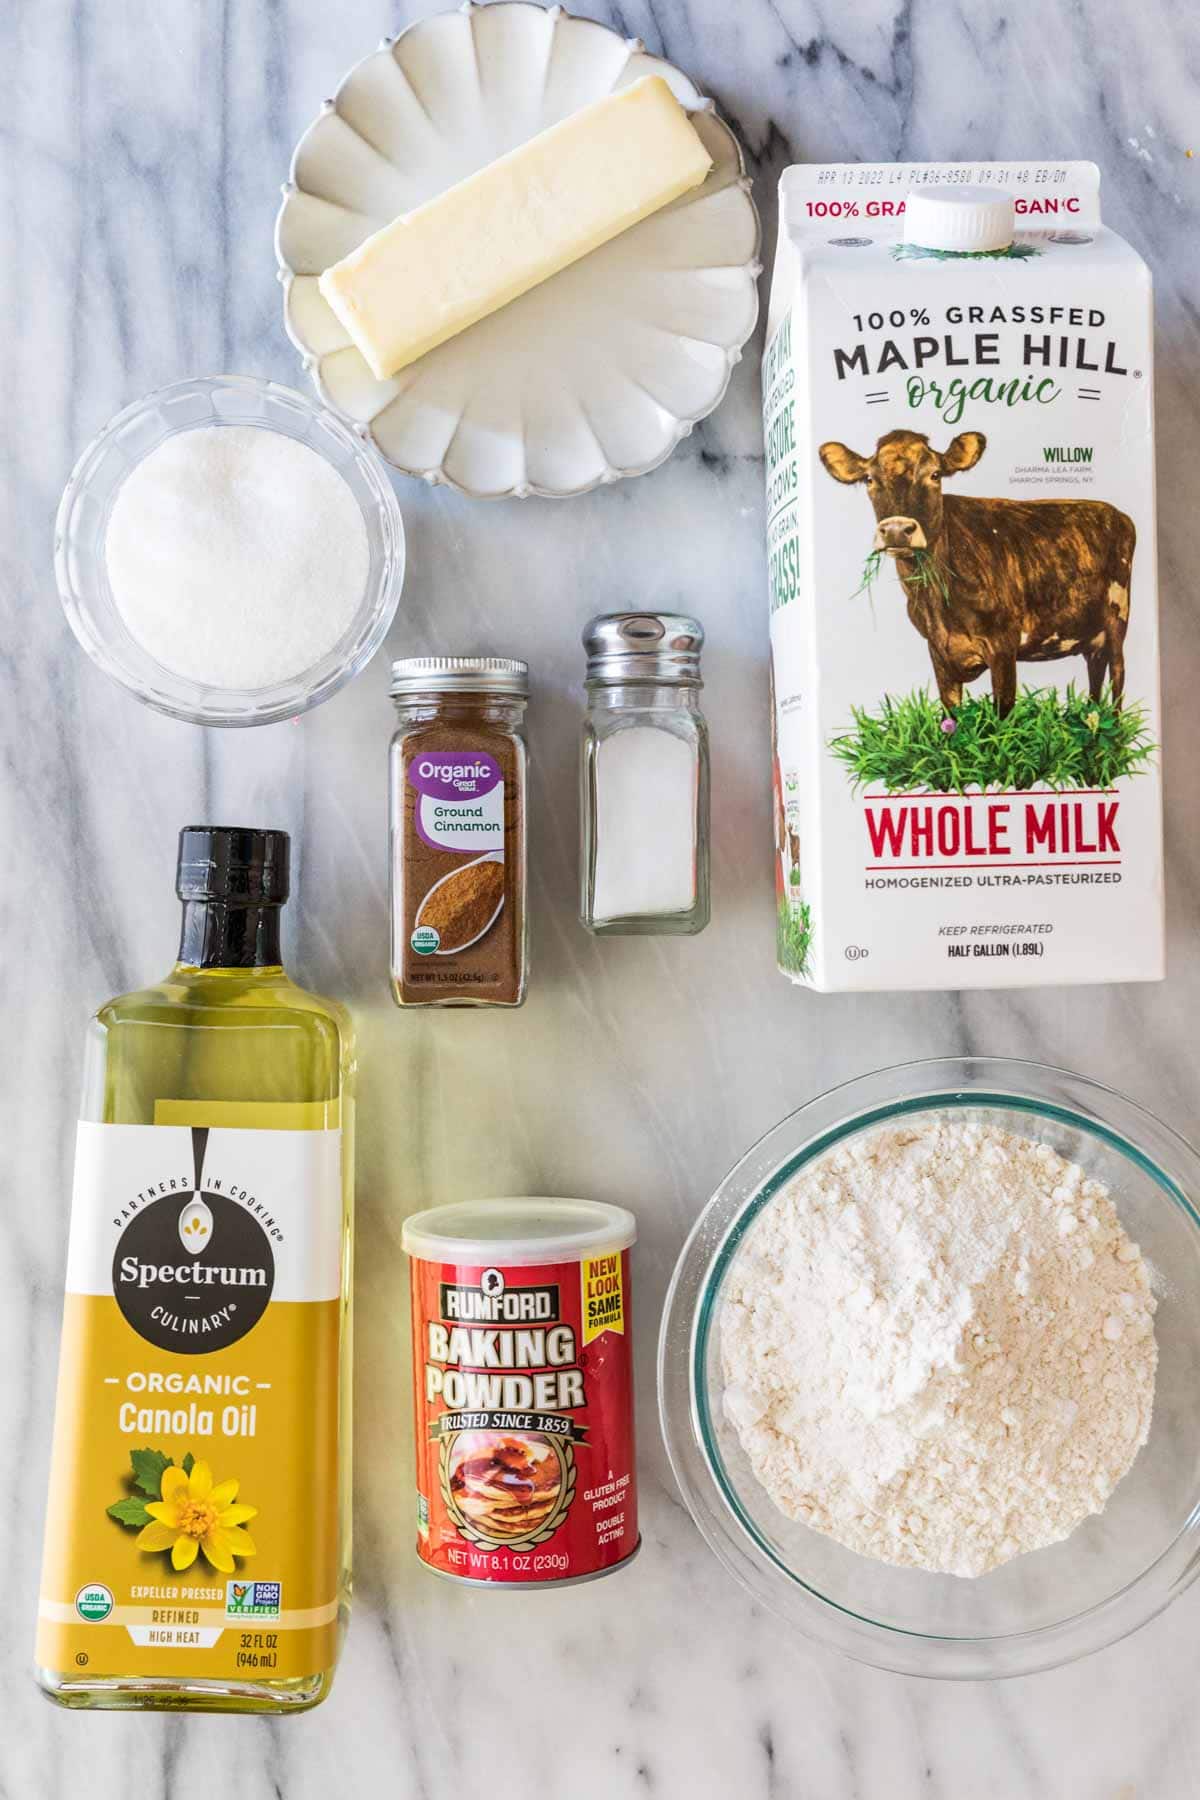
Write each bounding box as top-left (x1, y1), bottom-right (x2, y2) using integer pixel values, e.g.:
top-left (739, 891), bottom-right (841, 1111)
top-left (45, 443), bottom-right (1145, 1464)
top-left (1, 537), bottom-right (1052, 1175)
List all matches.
top-left (904, 186), bottom-right (1015, 253)
top-left (401, 1196), bottom-right (637, 1266)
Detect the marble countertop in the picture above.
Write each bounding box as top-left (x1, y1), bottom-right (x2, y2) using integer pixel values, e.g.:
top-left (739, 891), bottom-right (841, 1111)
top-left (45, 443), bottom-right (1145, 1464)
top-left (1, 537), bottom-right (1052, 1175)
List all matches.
top-left (5, 0), bottom-right (1200, 1793)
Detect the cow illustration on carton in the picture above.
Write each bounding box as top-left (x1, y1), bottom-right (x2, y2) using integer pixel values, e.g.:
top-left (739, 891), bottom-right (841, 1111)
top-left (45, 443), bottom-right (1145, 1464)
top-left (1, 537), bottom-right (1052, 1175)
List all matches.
top-left (819, 428), bottom-right (1134, 718)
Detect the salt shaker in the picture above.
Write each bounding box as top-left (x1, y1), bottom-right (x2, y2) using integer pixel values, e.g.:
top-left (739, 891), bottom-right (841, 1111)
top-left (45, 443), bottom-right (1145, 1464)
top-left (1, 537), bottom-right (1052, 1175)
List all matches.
top-left (580, 613), bottom-right (710, 935)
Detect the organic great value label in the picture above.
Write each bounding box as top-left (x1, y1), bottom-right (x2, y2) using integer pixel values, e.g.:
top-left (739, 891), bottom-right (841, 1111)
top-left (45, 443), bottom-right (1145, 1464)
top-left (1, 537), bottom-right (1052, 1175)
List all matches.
top-left (36, 1120), bottom-right (342, 1683)
top-left (408, 751), bottom-right (505, 854)
top-left (408, 1251), bottom-right (637, 1584)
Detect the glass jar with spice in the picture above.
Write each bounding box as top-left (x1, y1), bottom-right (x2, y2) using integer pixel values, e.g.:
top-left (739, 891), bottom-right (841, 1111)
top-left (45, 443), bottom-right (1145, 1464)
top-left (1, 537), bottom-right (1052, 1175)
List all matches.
top-left (389, 657), bottom-right (528, 1007)
top-left (580, 613), bottom-right (709, 936)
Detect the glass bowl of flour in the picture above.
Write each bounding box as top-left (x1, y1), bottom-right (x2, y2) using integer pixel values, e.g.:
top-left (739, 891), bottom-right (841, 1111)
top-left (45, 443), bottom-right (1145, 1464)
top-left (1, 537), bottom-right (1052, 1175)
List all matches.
top-left (659, 1057), bottom-right (1200, 1678)
top-left (55, 375), bottom-right (404, 726)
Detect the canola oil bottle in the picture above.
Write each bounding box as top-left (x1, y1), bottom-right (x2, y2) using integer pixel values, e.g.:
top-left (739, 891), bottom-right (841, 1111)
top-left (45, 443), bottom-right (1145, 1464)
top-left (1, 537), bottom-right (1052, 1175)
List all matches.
top-left (35, 827), bottom-right (354, 1712)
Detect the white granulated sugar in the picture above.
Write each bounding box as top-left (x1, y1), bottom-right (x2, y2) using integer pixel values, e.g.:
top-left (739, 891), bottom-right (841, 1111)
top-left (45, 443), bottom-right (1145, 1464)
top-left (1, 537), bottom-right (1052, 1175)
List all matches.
top-left (105, 425), bottom-right (369, 689)
top-left (720, 1120), bottom-right (1157, 1576)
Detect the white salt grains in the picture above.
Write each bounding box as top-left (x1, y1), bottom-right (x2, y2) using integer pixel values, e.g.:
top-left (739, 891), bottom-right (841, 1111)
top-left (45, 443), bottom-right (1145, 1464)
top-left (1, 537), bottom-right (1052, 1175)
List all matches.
top-left (591, 726), bottom-right (698, 922)
top-left (104, 425), bottom-right (369, 690)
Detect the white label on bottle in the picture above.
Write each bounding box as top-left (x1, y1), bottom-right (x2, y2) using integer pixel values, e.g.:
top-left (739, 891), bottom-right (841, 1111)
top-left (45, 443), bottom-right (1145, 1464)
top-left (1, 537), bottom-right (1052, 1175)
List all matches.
top-left (66, 1123), bottom-right (342, 1306)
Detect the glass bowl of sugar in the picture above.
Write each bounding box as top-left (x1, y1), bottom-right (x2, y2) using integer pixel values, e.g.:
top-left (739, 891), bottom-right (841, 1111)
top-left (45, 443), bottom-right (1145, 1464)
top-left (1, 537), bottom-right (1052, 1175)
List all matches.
top-left (55, 374), bottom-right (405, 726)
top-left (659, 1057), bottom-right (1200, 1679)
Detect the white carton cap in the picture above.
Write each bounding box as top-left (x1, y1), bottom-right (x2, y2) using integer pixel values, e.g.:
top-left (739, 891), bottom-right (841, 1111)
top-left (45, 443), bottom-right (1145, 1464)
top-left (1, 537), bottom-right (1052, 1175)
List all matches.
top-left (904, 186), bottom-right (1015, 252)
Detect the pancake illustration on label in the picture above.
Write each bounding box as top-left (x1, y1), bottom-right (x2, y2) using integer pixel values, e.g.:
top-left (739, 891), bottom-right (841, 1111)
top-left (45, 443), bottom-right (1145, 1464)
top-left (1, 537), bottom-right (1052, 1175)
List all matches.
top-left (445, 1431), bottom-right (569, 1546)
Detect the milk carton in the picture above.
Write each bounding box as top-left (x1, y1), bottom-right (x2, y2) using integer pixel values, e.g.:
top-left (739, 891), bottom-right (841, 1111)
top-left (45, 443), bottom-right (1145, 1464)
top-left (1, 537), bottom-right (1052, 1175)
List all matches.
top-left (763, 163), bottom-right (1162, 991)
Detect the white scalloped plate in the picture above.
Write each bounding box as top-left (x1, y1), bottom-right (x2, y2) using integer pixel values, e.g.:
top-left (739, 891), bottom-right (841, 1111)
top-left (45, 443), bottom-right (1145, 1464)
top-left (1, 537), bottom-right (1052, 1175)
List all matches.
top-left (275, 1), bottom-right (761, 499)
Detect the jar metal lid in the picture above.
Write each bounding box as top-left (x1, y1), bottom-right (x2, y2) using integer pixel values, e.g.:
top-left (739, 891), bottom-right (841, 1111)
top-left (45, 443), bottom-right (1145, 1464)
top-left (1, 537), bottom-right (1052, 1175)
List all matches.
top-left (390, 655), bottom-right (529, 697)
top-left (402, 1196), bottom-right (637, 1266)
top-left (583, 612), bottom-right (704, 686)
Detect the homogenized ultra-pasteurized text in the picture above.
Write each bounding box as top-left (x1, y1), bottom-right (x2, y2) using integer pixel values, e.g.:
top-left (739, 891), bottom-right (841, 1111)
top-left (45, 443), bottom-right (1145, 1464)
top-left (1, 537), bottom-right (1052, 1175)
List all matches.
top-left (763, 162), bottom-right (1163, 992)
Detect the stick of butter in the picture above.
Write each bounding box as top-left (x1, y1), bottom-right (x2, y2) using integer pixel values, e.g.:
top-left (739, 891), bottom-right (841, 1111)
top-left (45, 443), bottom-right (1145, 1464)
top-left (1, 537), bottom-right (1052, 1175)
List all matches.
top-left (318, 75), bottom-right (713, 380)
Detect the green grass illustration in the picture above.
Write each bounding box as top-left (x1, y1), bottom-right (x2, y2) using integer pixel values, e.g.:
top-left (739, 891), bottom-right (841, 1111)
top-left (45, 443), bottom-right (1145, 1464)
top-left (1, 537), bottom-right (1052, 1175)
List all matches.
top-left (855, 546), bottom-right (952, 604)
top-left (891, 241), bottom-right (1041, 263)
top-left (777, 896), bottom-right (813, 975)
top-left (830, 685), bottom-right (1155, 793)
top-left (853, 549), bottom-right (884, 599)
top-left (900, 547), bottom-right (952, 603)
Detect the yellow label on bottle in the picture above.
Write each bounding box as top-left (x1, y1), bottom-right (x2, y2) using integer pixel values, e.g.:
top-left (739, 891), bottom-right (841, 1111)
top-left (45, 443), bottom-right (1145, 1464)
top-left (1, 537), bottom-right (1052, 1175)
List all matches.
top-left (36, 1120), bottom-right (343, 1684)
top-left (582, 1248), bottom-right (626, 1345)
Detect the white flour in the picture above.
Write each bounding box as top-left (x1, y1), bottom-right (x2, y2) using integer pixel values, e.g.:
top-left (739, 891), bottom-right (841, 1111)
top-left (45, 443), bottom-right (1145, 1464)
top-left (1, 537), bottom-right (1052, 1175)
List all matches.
top-left (720, 1119), bottom-right (1157, 1576)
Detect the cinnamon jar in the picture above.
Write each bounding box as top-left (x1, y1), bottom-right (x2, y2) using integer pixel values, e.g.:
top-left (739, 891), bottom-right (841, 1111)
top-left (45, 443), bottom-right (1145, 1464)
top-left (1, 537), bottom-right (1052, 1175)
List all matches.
top-left (389, 657), bottom-right (528, 1007)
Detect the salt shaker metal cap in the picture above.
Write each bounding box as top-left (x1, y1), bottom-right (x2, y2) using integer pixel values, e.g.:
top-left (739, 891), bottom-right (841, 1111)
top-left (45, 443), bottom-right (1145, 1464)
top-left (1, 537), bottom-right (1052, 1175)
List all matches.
top-left (583, 613), bottom-right (704, 686)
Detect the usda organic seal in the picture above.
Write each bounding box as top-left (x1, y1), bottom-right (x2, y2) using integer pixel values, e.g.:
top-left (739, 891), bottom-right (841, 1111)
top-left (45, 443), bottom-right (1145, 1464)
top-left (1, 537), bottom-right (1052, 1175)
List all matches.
top-left (75, 1583), bottom-right (114, 1623)
top-left (410, 924), bottom-right (440, 956)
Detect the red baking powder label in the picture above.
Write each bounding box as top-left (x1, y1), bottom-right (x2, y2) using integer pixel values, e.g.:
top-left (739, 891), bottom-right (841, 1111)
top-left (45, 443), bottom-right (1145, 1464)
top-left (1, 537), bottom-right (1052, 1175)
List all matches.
top-left (409, 1248), bottom-right (637, 1583)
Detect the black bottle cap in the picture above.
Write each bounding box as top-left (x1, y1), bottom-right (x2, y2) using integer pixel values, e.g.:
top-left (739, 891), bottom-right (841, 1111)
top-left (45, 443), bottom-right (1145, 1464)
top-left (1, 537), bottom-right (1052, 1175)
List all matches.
top-left (176, 827), bottom-right (290, 905)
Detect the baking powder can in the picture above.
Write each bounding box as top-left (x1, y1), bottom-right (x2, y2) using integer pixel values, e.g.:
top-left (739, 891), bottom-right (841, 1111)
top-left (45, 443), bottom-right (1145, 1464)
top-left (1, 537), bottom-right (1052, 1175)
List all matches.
top-left (402, 1197), bottom-right (639, 1586)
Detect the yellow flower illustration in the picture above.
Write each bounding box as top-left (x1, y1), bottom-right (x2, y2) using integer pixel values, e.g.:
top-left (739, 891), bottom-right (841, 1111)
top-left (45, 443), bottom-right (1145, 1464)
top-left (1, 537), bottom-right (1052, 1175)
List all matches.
top-left (135, 1460), bottom-right (258, 1573)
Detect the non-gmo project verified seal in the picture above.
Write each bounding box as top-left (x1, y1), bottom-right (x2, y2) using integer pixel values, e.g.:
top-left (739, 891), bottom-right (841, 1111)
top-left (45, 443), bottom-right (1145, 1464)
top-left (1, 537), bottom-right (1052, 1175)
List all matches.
top-left (225, 1579), bottom-right (281, 1619)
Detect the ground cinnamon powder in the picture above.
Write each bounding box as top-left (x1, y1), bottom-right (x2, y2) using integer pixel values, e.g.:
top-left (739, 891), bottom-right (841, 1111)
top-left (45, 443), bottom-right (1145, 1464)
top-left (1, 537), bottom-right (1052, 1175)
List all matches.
top-left (418, 858), bottom-right (505, 950)
top-left (390, 670), bottom-right (528, 1007)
